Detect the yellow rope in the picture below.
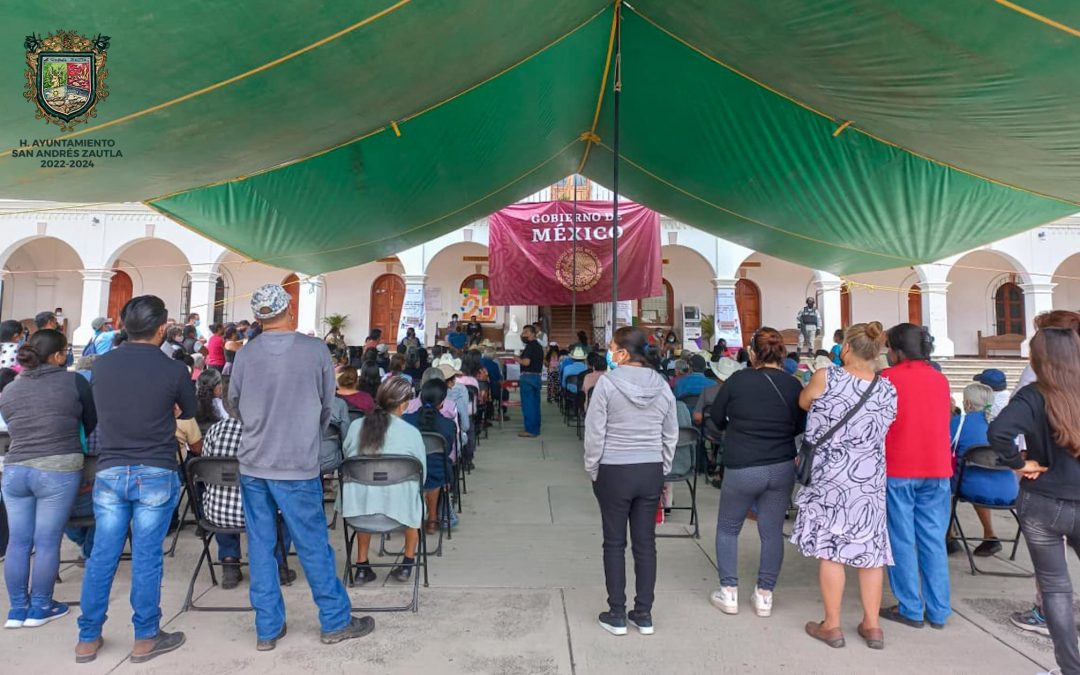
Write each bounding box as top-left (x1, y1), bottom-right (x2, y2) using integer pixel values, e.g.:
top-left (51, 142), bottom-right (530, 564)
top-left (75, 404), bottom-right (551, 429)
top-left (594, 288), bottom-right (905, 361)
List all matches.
top-left (0, 0), bottom-right (414, 159)
top-left (148, 5), bottom-right (609, 202)
top-left (0, 202), bottom-right (113, 217)
top-left (994, 0), bottom-right (1080, 39)
top-left (628, 5), bottom-right (1080, 209)
top-left (578, 0), bottom-right (621, 173)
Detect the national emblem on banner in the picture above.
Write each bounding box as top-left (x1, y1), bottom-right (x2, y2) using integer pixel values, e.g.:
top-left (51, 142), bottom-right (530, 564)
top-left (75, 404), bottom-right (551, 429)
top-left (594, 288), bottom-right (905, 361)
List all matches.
top-left (554, 249), bottom-right (602, 292)
top-left (24, 30), bottom-right (111, 131)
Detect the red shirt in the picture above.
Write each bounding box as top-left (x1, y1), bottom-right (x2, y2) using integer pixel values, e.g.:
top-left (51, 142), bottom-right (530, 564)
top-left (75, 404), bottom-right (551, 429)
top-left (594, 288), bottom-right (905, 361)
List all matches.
top-left (881, 360), bottom-right (952, 478)
top-left (205, 334), bottom-right (226, 367)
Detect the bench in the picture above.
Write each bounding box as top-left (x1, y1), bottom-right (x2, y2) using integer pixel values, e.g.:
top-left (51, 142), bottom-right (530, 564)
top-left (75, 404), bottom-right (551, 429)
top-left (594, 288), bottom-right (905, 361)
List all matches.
top-left (435, 326), bottom-right (505, 348)
top-left (977, 331), bottom-right (1023, 358)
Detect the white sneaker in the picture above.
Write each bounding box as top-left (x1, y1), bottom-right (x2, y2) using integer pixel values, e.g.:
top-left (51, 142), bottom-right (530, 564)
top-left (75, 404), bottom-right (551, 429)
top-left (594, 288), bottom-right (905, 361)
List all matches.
top-left (709, 587), bottom-right (738, 615)
top-left (751, 587), bottom-right (773, 617)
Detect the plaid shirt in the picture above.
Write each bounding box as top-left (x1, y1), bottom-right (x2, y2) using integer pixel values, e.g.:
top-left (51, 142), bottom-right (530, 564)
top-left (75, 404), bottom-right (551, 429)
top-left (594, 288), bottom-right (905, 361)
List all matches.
top-left (201, 418), bottom-right (244, 528)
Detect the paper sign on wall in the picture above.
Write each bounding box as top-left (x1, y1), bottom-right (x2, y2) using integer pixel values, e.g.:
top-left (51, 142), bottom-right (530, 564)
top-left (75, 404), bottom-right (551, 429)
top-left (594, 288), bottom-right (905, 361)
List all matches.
top-left (398, 284), bottom-right (426, 342)
top-left (424, 288), bottom-right (442, 313)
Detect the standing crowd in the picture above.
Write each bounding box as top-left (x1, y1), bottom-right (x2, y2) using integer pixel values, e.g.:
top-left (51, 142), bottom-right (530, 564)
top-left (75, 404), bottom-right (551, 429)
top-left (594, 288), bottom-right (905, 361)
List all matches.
top-left (582, 315), bottom-right (1080, 675)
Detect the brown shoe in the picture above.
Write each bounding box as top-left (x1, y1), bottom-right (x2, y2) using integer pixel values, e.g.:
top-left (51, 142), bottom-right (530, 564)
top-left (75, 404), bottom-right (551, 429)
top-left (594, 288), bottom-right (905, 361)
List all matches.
top-left (517, 432), bottom-right (537, 438)
top-left (857, 623), bottom-right (885, 649)
top-left (75, 637), bottom-right (104, 664)
top-left (805, 621), bottom-right (845, 648)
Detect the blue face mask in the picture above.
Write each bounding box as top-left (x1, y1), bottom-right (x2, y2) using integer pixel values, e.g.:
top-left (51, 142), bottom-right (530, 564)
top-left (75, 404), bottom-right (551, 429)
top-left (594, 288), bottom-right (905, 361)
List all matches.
top-left (606, 350), bottom-right (618, 371)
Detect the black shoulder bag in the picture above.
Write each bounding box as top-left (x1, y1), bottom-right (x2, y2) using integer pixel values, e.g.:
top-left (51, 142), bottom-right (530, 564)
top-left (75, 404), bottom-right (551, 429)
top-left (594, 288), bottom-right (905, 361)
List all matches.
top-left (791, 374), bottom-right (879, 486)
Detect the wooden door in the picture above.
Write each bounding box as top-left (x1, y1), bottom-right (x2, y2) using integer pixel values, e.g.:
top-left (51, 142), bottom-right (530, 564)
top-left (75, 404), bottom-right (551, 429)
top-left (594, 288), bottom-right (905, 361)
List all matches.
top-left (995, 282), bottom-right (1025, 336)
top-left (370, 274), bottom-right (405, 343)
top-left (107, 270), bottom-right (133, 326)
top-left (735, 279), bottom-right (761, 347)
top-left (908, 285), bottom-right (923, 326)
top-left (840, 284), bottom-right (852, 328)
top-left (281, 274), bottom-right (300, 331)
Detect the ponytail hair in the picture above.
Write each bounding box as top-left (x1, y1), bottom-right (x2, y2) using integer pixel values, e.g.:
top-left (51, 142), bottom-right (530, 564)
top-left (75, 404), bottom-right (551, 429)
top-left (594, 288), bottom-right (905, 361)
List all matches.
top-left (16, 328), bottom-right (66, 370)
top-left (417, 378), bottom-right (448, 432)
top-left (612, 326), bottom-right (658, 369)
top-left (358, 376), bottom-right (414, 454)
top-left (195, 368), bottom-right (224, 426)
top-left (886, 322), bottom-right (933, 363)
top-left (1030, 327), bottom-right (1080, 457)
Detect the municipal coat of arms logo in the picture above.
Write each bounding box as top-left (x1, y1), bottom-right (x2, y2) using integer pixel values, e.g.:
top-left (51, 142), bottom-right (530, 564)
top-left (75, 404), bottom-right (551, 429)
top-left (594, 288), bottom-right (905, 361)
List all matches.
top-left (23, 31), bottom-right (110, 131)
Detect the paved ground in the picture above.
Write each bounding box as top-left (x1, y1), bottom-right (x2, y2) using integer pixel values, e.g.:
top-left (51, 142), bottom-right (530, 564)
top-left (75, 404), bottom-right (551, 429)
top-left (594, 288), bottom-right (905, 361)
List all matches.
top-left (0, 400), bottom-right (1069, 673)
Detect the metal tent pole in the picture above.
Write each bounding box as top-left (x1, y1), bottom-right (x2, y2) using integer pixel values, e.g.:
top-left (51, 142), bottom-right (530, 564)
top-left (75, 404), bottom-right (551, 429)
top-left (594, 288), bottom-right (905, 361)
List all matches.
top-left (571, 179), bottom-right (578, 339)
top-left (610, 3), bottom-right (622, 333)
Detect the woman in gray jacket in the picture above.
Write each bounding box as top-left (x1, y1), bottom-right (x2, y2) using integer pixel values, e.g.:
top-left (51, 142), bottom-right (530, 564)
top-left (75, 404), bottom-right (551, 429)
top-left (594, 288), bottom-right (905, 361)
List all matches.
top-left (584, 326), bottom-right (677, 637)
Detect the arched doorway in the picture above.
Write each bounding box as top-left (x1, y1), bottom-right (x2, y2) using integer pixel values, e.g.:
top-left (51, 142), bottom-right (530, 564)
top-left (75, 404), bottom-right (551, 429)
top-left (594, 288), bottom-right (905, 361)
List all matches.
top-left (735, 278), bottom-right (761, 347)
top-left (281, 273), bottom-right (300, 332)
top-left (636, 278), bottom-right (674, 328)
top-left (908, 285), bottom-right (923, 326)
top-left (995, 281), bottom-right (1025, 336)
top-left (107, 270), bottom-right (133, 326)
top-left (370, 273), bottom-right (405, 343)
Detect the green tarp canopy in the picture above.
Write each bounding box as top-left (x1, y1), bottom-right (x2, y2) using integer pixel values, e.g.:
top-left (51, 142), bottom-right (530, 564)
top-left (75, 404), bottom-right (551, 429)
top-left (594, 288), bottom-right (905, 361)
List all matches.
top-left (3, 0), bottom-right (1080, 274)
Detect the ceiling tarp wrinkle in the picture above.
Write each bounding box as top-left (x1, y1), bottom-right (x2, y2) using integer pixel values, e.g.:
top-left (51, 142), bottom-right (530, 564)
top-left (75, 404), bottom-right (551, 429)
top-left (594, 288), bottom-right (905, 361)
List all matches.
top-left (1, 1), bottom-right (1078, 276)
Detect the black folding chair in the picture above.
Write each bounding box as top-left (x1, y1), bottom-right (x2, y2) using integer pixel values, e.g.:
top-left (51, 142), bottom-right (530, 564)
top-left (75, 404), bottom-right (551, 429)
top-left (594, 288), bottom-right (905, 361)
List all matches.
top-left (658, 427), bottom-right (700, 539)
top-left (950, 445), bottom-right (1031, 578)
top-left (182, 456), bottom-right (253, 612)
top-left (0, 431), bottom-right (9, 455)
top-left (347, 408), bottom-right (366, 428)
top-left (323, 425), bottom-right (344, 530)
top-left (421, 432), bottom-right (453, 556)
top-left (568, 373), bottom-right (587, 440)
top-left (465, 385), bottom-right (479, 462)
top-left (168, 443), bottom-right (200, 557)
top-left (340, 455), bottom-right (428, 612)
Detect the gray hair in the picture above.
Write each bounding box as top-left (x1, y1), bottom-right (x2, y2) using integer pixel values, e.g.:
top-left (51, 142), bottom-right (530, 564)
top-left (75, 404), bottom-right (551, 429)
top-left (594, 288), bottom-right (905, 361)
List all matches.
top-left (962, 382), bottom-right (994, 415)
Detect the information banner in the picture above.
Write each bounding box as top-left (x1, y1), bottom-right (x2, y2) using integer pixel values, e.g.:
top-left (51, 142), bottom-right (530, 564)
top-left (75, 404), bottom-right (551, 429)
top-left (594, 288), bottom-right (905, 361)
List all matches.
top-left (397, 283), bottom-right (426, 343)
top-left (715, 286), bottom-right (743, 349)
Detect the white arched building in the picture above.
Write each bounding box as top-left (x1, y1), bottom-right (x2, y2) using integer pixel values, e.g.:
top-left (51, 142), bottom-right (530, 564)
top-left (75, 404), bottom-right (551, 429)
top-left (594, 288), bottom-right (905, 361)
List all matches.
top-left (3, 178), bottom-right (1079, 358)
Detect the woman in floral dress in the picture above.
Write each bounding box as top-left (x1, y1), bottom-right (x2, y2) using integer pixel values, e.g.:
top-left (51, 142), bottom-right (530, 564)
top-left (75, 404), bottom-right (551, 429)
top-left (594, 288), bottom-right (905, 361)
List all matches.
top-left (792, 322), bottom-right (898, 650)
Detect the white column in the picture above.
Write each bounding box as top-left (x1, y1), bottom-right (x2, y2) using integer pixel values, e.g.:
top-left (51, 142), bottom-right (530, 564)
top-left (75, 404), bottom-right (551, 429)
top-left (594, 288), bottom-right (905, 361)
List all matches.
top-left (74, 269), bottom-right (113, 347)
top-left (917, 281), bottom-right (955, 358)
top-left (711, 277), bottom-right (739, 348)
top-left (814, 273), bottom-right (843, 353)
top-left (187, 271), bottom-right (219, 337)
top-left (1020, 282), bottom-right (1057, 357)
top-left (297, 274), bottom-right (326, 337)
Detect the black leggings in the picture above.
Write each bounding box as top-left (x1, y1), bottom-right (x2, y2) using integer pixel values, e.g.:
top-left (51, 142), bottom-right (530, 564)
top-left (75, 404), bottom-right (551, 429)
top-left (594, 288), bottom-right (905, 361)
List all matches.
top-left (593, 463), bottom-right (664, 614)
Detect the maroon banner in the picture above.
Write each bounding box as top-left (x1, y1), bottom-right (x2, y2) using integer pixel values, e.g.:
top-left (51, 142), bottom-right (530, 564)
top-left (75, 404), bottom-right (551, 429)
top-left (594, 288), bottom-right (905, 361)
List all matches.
top-left (488, 200), bottom-right (661, 305)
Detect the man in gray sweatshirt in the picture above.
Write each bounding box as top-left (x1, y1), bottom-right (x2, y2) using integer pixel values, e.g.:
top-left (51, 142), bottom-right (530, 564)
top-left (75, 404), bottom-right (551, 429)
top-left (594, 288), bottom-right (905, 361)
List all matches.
top-left (228, 284), bottom-right (374, 651)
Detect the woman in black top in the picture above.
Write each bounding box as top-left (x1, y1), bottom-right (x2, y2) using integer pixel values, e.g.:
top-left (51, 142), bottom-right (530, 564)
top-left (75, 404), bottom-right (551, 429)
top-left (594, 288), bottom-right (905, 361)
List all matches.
top-left (989, 326), bottom-right (1080, 674)
top-left (709, 327), bottom-right (805, 619)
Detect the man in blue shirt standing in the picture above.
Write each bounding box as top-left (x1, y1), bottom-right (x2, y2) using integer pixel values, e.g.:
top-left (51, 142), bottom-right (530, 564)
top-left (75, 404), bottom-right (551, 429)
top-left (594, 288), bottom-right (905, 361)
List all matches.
top-left (673, 354), bottom-right (712, 399)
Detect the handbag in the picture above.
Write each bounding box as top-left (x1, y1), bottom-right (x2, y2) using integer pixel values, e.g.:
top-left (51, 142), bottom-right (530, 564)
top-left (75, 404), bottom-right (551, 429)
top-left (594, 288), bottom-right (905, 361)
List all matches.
top-left (775, 372), bottom-right (878, 486)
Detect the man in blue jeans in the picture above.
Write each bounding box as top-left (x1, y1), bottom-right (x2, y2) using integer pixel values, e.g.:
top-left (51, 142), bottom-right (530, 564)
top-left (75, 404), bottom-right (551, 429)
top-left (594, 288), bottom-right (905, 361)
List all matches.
top-left (229, 284), bottom-right (373, 651)
top-left (517, 325), bottom-right (544, 438)
top-left (77, 295), bottom-right (196, 664)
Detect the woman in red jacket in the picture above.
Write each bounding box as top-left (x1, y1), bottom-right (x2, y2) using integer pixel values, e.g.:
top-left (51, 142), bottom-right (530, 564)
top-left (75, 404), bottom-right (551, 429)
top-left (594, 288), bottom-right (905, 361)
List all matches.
top-left (879, 324), bottom-right (953, 630)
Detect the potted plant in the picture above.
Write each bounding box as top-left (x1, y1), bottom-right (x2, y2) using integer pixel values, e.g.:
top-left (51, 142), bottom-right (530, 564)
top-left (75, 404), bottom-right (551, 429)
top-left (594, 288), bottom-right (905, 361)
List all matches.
top-left (322, 313), bottom-right (349, 353)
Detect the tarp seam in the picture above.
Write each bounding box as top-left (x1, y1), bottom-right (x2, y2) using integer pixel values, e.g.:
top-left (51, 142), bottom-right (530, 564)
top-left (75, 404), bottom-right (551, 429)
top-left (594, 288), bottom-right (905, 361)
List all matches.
top-left (0, 0), bottom-right (414, 159)
top-left (628, 4), bottom-right (1080, 209)
top-left (149, 5), bottom-right (610, 204)
top-left (577, 0), bottom-right (620, 173)
top-left (592, 141), bottom-right (918, 266)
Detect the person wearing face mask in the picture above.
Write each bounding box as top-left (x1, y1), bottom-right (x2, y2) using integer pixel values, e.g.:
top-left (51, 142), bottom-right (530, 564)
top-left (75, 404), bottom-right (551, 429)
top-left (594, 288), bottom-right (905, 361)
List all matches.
top-left (584, 327), bottom-right (677, 637)
top-left (516, 325), bottom-right (544, 438)
top-left (797, 297), bottom-right (822, 357)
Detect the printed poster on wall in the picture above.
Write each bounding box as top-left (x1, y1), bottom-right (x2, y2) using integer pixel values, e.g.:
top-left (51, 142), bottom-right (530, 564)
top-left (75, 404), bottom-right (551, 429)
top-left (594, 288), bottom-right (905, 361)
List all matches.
top-left (460, 288), bottom-right (496, 322)
top-left (603, 301), bottom-right (634, 344)
top-left (398, 284), bottom-right (426, 343)
top-left (715, 286), bottom-right (742, 349)
top-left (424, 287), bottom-right (442, 313)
